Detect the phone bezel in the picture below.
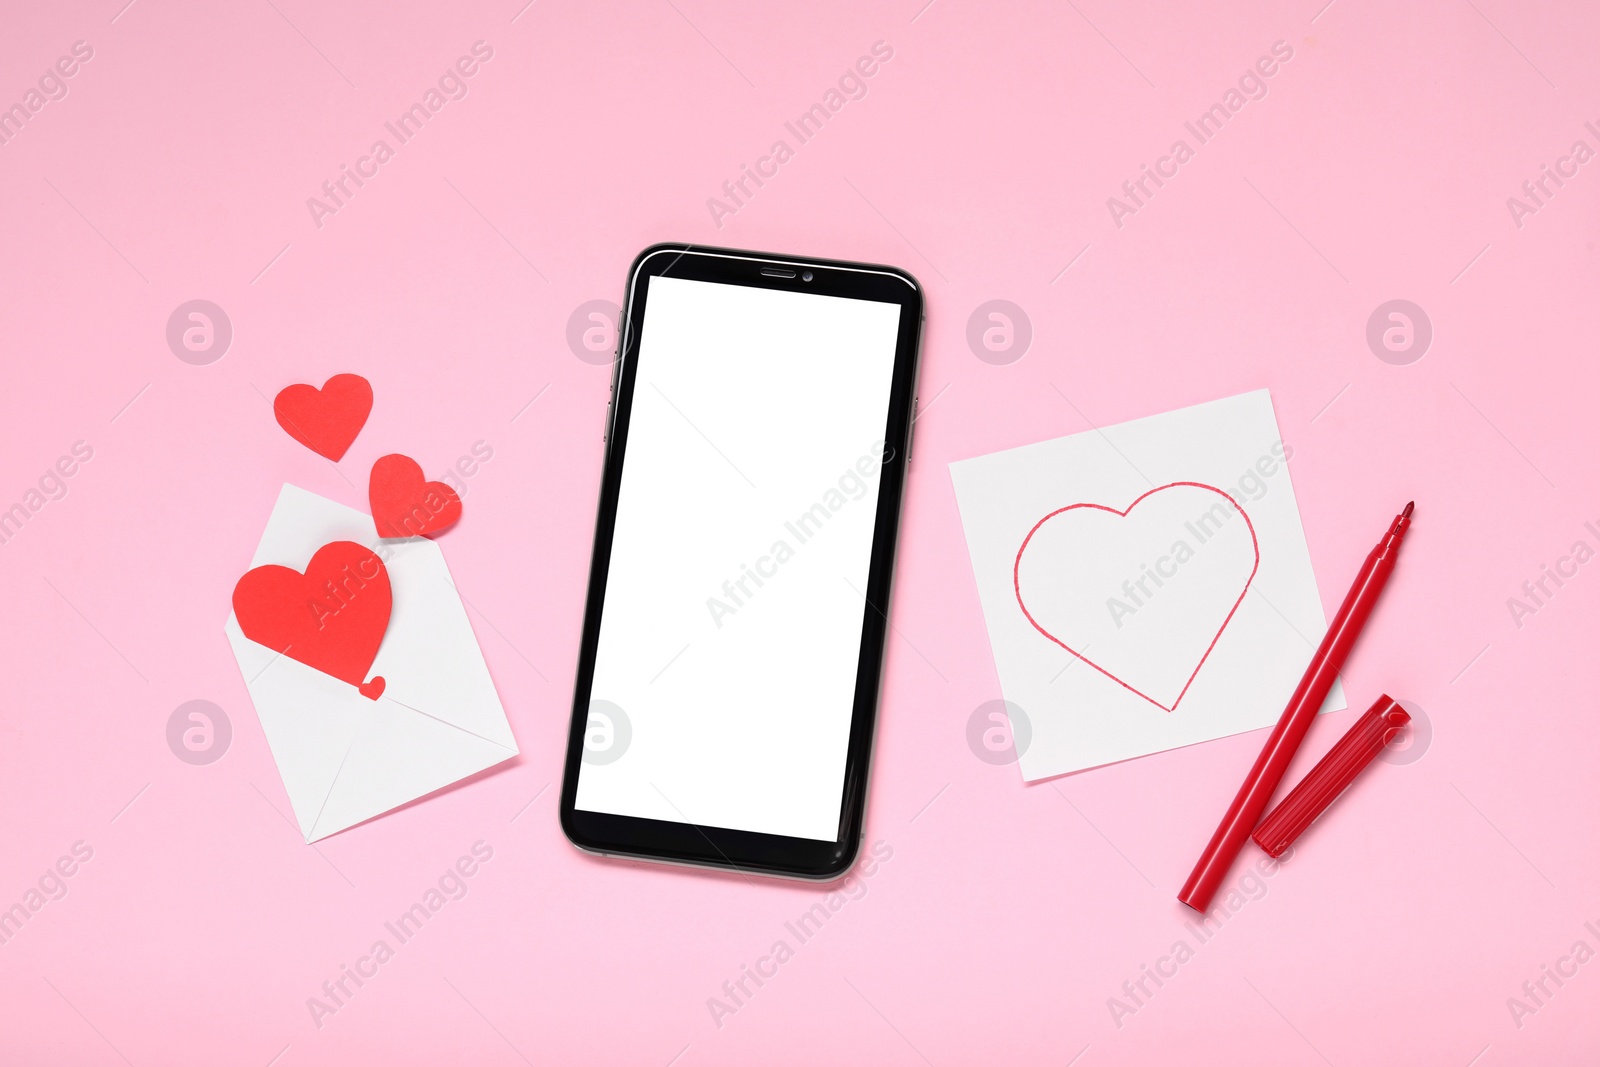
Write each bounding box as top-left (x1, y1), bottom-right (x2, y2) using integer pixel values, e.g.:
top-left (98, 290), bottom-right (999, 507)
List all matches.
top-left (559, 243), bottom-right (923, 880)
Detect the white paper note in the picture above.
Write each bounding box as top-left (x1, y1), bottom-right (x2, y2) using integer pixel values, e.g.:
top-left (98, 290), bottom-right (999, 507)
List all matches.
top-left (950, 390), bottom-right (1342, 780)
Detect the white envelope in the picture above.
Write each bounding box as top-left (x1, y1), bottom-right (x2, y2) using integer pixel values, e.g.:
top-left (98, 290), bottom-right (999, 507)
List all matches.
top-left (224, 484), bottom-right (518, 842)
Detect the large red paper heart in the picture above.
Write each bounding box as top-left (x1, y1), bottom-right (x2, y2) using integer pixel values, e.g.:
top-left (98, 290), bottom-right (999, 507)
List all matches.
top-left (1013, 482), bottom-right (1259, 712)
top-left (233, 540), bottom-right (390, 699)
top-left (368, 454), bottom-right (462, 539)
top-left (273, 374), bottom-right (373, 461)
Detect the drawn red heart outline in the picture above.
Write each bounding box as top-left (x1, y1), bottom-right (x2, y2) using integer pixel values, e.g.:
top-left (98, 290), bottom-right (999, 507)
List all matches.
top-left (1012, 481), bottom-right (1260, 712)
top-left (232, 540), bottom-right (390, 700)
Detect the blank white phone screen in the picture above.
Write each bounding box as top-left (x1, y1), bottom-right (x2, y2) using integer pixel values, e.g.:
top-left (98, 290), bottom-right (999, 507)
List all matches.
top-left (575, 274), bottom-right (902, 841)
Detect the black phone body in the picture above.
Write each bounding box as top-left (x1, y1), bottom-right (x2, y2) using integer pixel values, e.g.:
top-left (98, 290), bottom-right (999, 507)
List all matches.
top-left (559, 244), bottom-right (923, 879)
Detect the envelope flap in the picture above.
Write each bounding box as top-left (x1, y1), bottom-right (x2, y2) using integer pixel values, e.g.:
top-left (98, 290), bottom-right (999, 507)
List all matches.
top-left (249, 483), bottom-right (381, 568)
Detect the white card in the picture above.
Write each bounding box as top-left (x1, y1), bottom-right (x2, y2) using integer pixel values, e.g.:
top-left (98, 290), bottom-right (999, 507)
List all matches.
top-left (224, 484), bottom-right (518, 841)
top-left (950, 390), bottom-right (1343, 779)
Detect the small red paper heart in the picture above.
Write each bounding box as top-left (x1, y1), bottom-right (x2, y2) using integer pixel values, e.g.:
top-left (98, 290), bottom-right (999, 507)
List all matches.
top-left (274, 374), bottom-right (373, 461)
top-left (233, 540), bottom-right (390, 699)
top-left (369, 453), bottom-right (462, 539)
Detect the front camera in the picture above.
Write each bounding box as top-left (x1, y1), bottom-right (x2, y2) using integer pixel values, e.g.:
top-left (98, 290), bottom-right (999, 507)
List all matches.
top-left (802, 271), bottom-right (813, 282)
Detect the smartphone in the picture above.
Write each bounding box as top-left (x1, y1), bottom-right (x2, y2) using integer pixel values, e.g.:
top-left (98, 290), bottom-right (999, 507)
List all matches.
top-left (560, 243), bottom-right (923, 879)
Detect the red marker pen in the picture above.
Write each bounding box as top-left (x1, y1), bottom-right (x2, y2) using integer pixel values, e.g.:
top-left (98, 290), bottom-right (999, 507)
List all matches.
top-left (1178, 502), bottom-right (1413, 912)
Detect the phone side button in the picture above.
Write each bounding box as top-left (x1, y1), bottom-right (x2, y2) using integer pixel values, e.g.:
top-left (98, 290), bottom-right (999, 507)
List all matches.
top-left (907, 396), bottom-right (917, 461)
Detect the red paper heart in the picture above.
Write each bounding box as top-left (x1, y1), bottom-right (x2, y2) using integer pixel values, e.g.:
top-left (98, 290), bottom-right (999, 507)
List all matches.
top-left (233, 540), bottom-right (390, 699)
top-left (273, 374), bottom-right (373, 461)
top-left (369, 453), bottom-right (462, 539)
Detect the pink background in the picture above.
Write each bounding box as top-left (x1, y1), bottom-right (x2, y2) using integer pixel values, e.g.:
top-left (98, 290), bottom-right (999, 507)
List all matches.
top-left (2, 0), bottom-right (1597, 1063)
